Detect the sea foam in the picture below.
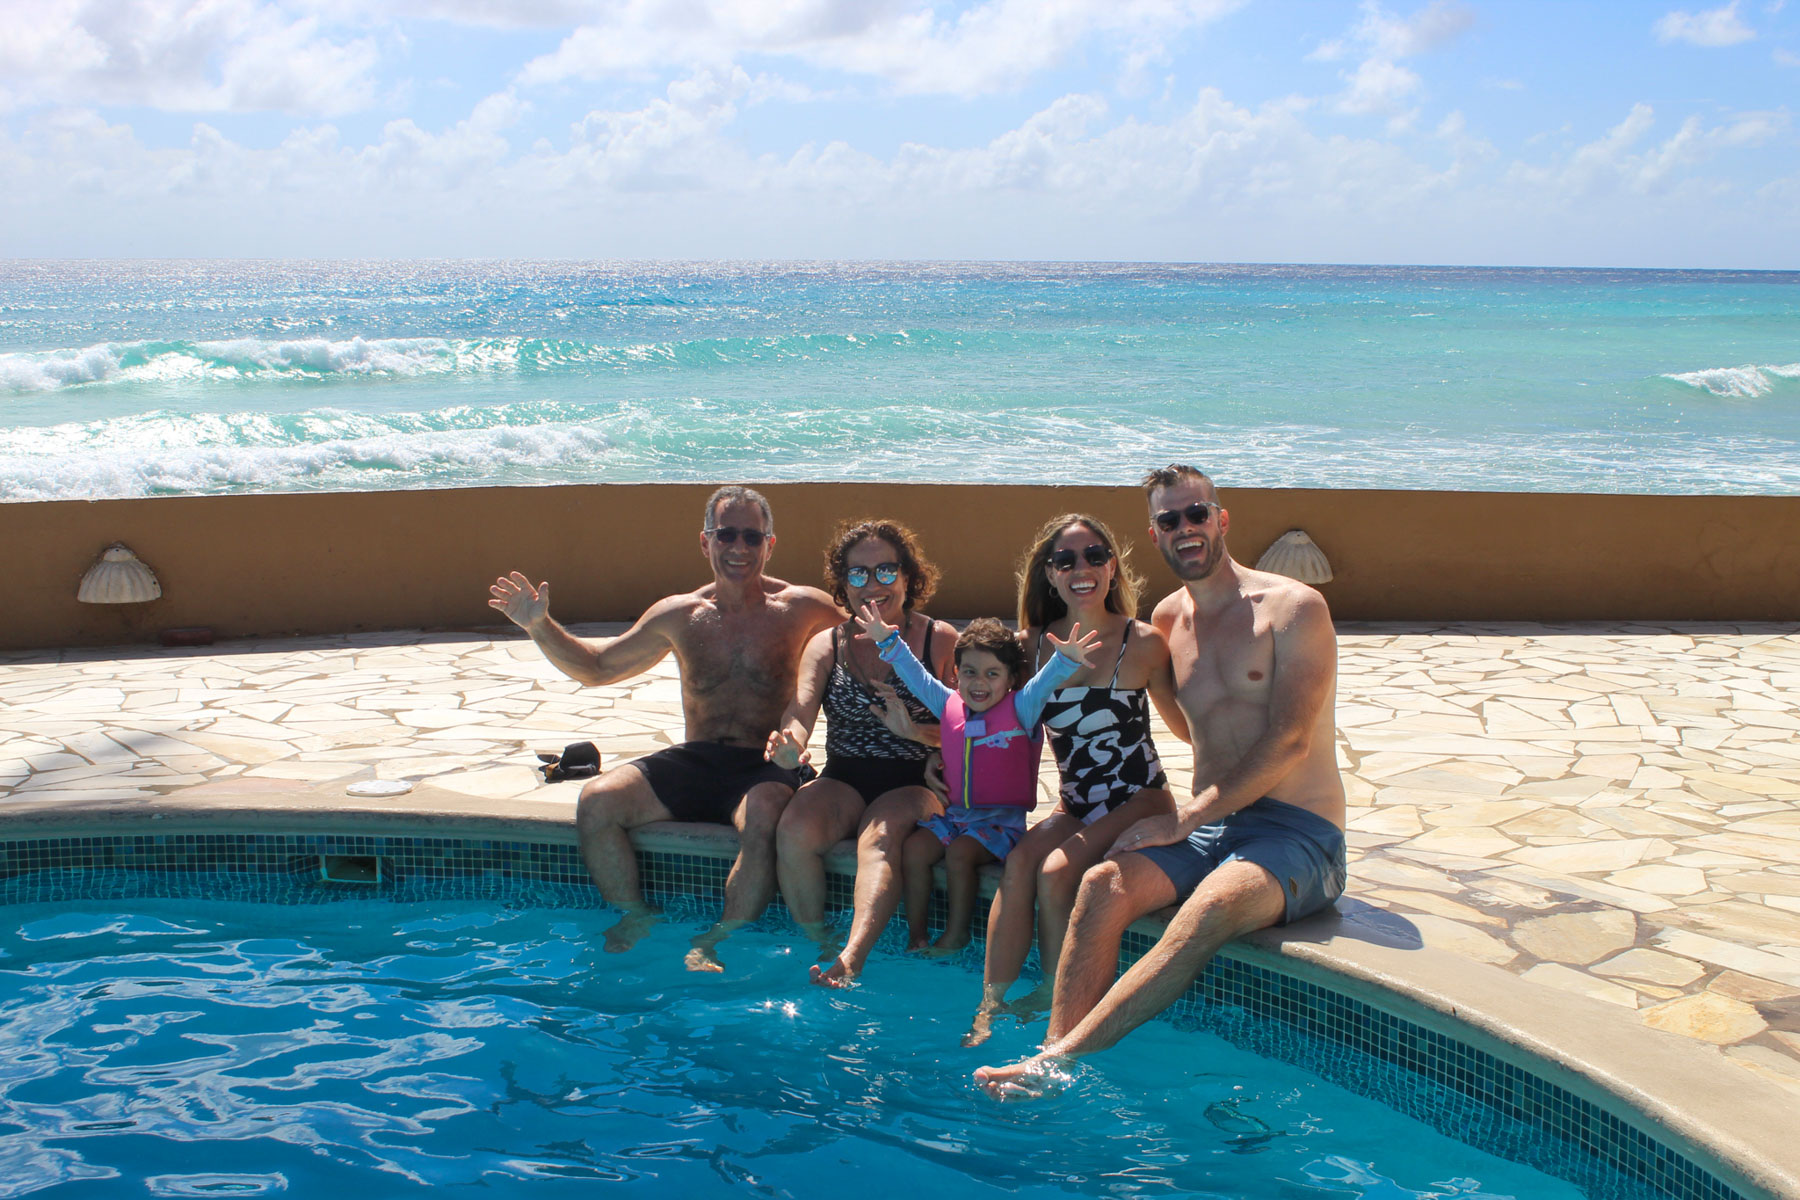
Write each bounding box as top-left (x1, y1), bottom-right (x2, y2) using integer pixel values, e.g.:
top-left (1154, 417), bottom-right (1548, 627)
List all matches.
top-left (1663, 363), bottom-right (1800, 399)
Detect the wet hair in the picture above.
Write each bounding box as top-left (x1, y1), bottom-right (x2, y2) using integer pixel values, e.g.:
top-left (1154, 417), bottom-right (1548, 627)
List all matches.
top-left (1015, 513), bottom-right (1143, 629)
top-left (1139, 463), bottom-right (1214, 501)
top-left (821, 518), bottom-right (940, 612)
top-left (703, 485), bottom-right (773, 534)
top-left (955, 618), bottom-right (1028, 690)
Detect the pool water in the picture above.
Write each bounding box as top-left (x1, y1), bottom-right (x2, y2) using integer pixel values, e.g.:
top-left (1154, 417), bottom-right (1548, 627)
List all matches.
top-left (0, 889), bottom-right (1627, 1199)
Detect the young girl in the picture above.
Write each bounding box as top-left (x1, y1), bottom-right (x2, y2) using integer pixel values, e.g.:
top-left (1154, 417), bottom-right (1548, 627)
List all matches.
top-left (855, 602), bottom-right (1099, 956)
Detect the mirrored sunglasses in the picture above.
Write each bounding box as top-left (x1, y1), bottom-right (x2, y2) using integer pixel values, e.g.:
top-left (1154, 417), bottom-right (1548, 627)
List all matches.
top-left (845, 562), bottom-right (901, 588)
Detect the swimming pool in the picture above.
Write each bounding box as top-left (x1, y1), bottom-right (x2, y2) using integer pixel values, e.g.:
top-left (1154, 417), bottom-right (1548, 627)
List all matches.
top-left (0, 827), bottom-right (1771, 1200)
top-left (1, 881), bottom-right (1635, 1199)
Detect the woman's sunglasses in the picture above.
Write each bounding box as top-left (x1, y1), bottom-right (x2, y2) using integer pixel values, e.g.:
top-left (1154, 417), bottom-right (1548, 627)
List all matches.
top-left (846, 562), bottom-right (901, 588)
top-left (707, 526), bottom-right (767, 546)
top-left (1152, 502), bottom-right (1217, 532)
top-left (1050, 545), bottom-right (1114, 572)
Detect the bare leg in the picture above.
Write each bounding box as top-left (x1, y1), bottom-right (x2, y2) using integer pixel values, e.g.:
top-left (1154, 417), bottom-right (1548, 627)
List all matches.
top-left (687, 780), bottom-right (794, 972)
top-left (774, 777), bottom-right (865, 950)
top-left (1024, 791), bottom-right (1175, 1016)
top-left (902, 828), bottom-right (946, 951)
top-left (976, 858), bottom-right (1285, 1099)
top-left (812, 785), bottom-right (942, 987)
top-left (971, 812), bottom-right (1078, 1040)
top-left (574, 765), bottom-right (676, 953)
top-left (926, 836), bottom-right (995, 955)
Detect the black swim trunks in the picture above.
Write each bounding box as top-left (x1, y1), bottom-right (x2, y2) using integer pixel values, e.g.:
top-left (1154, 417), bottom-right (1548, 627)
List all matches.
top-left (820, 754), bottom-right (929, 804)
top-left (629, 741), bottom-right (809, 825)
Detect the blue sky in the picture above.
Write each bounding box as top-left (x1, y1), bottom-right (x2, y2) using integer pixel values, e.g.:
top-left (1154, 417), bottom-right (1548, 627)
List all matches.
top-left (2, 0), bottom-right (1796, 266)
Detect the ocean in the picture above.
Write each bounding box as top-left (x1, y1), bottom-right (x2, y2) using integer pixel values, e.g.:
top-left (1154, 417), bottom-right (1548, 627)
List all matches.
top-left (1, 260), bottom-right (1796, 501)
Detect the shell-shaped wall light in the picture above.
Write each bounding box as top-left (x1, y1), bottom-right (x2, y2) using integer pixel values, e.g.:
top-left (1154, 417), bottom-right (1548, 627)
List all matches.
top-left (1256, 530), bottom-right (1333, 585)
top-left (77, 543), bottom-right (162, 604)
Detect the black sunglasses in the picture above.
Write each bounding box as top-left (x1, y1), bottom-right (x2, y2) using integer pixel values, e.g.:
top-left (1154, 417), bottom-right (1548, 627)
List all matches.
top-left (708, 526), bottom-right (767, 546)
top-left (1153, 502), bottom-right (1217, 532)
top-left (1049, 545), bottom-right (1114, 572)
top-left (845, 562), bottom-right (901, 588)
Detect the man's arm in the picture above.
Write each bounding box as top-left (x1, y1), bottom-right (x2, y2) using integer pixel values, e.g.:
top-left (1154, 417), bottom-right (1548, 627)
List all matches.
top-left (1111, 587), bottom-right (1335, 855)
top-left (767, 627), bottom-right (835, 768)
top-left (1148, 592), bottom-right (1193, 745)
top-left (489, 572), bottom-right (678, 687)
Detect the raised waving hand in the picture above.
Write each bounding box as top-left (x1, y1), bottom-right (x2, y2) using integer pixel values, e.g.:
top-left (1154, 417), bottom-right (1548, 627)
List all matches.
top-left (1045, 621), bottom-right (1102, 669)
top-left (489, 572), bottom-right (551, 630)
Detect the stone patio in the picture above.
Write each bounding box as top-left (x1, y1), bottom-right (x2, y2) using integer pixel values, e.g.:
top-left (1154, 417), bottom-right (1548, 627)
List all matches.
top-left (3, 620), bottom-right (1797, 1103)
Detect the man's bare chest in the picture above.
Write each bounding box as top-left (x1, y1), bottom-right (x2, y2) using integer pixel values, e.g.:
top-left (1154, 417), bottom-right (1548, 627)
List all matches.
top-left (677, 609), bottom-right (805, 692)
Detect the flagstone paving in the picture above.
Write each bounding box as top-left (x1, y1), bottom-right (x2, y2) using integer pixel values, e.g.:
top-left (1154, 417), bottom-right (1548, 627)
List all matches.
top-left (3, 621), bottom-right (1797, 1098)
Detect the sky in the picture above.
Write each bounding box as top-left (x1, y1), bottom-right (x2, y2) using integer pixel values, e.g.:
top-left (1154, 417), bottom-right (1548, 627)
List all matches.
top-left (2, 0), bottom-right (1797, 267)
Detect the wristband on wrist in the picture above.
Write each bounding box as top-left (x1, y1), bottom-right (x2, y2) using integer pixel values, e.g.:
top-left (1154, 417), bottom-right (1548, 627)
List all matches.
top-left (876, 630), bottom-right (902, 651)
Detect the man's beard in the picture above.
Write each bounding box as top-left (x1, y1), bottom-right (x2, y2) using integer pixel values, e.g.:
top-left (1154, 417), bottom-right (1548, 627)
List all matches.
top-left (1160, 532), bottom-right (1221, 582)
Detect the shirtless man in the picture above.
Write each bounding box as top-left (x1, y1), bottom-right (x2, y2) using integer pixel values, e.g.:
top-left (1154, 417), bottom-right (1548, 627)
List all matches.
top-left (489, 486), bottom-right (840, 969)
top-left (976, 464), bottom-right (1346, 1095)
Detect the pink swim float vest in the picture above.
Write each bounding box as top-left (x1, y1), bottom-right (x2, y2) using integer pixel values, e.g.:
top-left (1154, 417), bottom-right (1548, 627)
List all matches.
top-left (941, 692), bottom-right (1042, 810)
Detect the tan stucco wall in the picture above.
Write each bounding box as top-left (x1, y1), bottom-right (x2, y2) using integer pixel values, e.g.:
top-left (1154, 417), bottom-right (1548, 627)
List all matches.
top-left (7, 484), bottom-right (1800, 649)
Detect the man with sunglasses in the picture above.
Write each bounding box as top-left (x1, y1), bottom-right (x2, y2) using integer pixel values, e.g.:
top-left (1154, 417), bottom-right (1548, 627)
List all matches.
top-left (489, 485), bottom-right (840, 967)
top-left (977, 464), bottom-right (1346, 1097)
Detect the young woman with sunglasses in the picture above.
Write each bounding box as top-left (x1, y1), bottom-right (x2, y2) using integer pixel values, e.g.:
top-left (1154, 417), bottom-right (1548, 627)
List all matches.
top-left (766, 519), bottom-right (960, 982)
top-left (963, 513), bottom-right (1183, 1046)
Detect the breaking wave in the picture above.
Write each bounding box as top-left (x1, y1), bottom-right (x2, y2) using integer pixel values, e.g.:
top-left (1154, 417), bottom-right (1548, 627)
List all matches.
top-left (0, 331), bottom-right (965, 394)
top-left (1662, 362), bottom-right (1800, 399)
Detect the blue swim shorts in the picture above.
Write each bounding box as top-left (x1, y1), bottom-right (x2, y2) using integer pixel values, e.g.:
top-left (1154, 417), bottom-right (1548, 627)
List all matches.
top-left (1134, 797), bottom-right (1346, 924)
top-left (919, 806), bottom-right (1028, 861)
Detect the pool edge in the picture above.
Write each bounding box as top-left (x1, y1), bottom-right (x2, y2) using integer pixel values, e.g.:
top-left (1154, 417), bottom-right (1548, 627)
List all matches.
top-left (1, 785), bottom-right (1794, 1200)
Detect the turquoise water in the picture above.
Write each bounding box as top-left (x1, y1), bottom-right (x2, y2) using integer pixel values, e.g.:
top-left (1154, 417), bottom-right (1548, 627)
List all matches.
top-left (2, 260), bottom-right (1797, 500)
top-left (0, 887), bottom-right (1626, 1200)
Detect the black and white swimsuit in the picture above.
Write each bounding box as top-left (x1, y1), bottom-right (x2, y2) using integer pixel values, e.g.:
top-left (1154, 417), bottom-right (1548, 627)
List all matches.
top-left (819, 623), bottom-right (937, 803)
top-left (1037, 625), bottom-right (1168, 824)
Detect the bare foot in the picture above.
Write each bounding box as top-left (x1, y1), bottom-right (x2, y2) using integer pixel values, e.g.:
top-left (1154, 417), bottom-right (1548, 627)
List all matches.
top-left (809, 955), bottom-right (858, 988)
top-left (961, 1002), bottom-right (1000, 1048)
top-left (684, 945), bottom-right (725, 973)
top-left (797, 921), bottom-right (843, 961)
top-left (920, 930), bottom-right (970, 958)
top-left (602, 907), bottom-right (660, 954)
top-left (1003, 982), bottom-right (1054, 1023)
top-left (906, 936), bottom-right (932, 953)
top-left (685, 920), bottom-right (744, 972)
top-left (973, 1055), bottom-right (1071, 1102)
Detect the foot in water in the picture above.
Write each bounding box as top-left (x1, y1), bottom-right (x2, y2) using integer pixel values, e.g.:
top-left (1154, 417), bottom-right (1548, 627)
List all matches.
top-left (796, 920), bottom-right (843, 963)
top-left (919, 935), bottom-right (968, 959)
top-left (602, 907), bottom-right (661, 954)
top-left (973, 1054), bottom-right (1072, 1102)
top-left (684, 919), bottom-right (746, 973)
top-left (961, 1001), bottom-right (1001, 1048)
top-left (809, 954), bottom-right (859, 988)
top-left (1003, 982), bottom-right (1054, 1023)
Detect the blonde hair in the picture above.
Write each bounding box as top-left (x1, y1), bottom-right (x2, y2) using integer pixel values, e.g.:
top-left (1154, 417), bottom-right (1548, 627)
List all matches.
top-left (1014, 512), bottom-right (1143, 629)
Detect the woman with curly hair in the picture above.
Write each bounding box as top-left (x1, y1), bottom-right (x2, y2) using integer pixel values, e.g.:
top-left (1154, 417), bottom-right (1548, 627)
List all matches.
top-left (964, 512), bottom-right (1181, 1045)
top-left (766, 518), bottom-right (959, 984)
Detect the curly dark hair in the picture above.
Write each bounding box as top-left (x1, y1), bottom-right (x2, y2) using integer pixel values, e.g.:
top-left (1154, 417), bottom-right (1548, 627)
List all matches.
top-left (821, 518), bottom-right (940, 612)
top-left (955, 617), bottom-right (1028, 690)
top-left (1015, 513), bottom-right (1143, 629)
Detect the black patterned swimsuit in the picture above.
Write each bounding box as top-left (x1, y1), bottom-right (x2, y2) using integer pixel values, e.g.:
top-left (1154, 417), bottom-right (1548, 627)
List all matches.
top-left (820, 623), bottom-right (937, 803)
top-left (1037, 624), bottom-right (1168, 823)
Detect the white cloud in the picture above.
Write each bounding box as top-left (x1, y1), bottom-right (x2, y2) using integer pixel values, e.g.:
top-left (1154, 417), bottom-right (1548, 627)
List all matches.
top-left (1313, 1), bottom-right (1474, 127)
top-left (1775, 47), bottom-right (1800, 65)
top-left (519, 0), bottom-right (1245, 96)
top-left (1654, 2), bottom-right (1756, 46)
top-left (0, 0), bottom-right (382, 115)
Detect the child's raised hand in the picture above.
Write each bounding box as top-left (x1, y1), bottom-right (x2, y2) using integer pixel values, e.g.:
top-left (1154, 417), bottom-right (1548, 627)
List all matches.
top-left (854, 600), bottom-right (896, 646)
top-left (1046, 622), bottom-right (1101, 668)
